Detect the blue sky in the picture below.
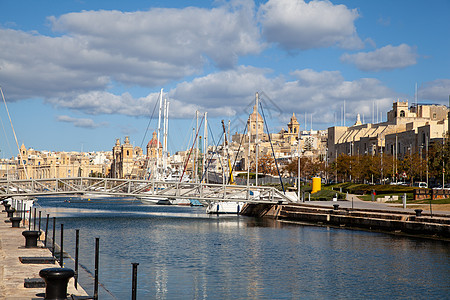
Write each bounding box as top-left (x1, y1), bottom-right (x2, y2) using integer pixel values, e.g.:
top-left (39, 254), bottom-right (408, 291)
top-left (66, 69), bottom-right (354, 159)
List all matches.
top-left (0, 0), bottom-right (449, 158)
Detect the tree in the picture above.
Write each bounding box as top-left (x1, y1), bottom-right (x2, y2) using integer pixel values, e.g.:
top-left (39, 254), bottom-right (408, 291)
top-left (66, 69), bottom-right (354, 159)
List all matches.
top-left (250, 153), bottom-right (277, 176)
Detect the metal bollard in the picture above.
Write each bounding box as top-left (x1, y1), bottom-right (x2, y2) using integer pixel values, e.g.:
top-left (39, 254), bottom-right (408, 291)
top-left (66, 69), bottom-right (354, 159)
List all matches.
top-left (75, 229), bottom-right (79, 289)
top-left (52, 217), bottom-right (56, 257)
top-left (45, 214), bottom-right (49, 248)
top-left (28, 209), bottom-right (32, 231)
top-left (415, 209), bottom-right (423, 217)
top-left (38, 211), bottom-right (42, 240)
top-left (39, 267), bottom-right (75, 300)
top-left (10, 216), bottom-right (22, 228)
top-left (6, 207), bottom-right (15, 218)
top-left (94, 237), bottom-right (99, 300)
top-left (22, 202), bottom-right (26, 227)
top-left (33, 208), bottom-right (37, 230)
top-left (333, 204), bottom-right (339, 210)
top-left (132, 263), bottom-right (139, 300)
top-left (22, 230), bottom-right (41, 248)
top-left (60, 224), bottom-right (64, 267)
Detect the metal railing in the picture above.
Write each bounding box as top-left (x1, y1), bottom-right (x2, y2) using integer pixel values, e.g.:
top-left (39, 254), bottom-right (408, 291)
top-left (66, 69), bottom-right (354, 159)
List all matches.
top-left (0, 177), bottom-right (293, 204)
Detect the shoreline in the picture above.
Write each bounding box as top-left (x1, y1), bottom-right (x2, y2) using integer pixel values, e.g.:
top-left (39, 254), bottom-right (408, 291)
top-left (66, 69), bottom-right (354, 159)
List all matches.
top-left (0, 209), bottom-right (89, 299)
top-left (241, 197), bottom-right (450, 241)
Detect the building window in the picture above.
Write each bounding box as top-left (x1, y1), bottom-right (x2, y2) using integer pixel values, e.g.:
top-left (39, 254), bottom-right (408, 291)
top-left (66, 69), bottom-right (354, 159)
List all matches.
top-left (400, 110), bottom-right (405, 117)
top-left (433, 113), bottom-right (436, 119)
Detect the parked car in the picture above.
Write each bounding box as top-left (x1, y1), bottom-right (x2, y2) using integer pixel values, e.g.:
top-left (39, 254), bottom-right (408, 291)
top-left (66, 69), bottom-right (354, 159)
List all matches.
top-left (413, 182), bottom-right (428, 188)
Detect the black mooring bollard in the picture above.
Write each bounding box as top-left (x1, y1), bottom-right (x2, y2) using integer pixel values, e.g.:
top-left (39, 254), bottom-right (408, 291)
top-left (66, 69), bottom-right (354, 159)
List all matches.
top-left (94, 238), bottom-right (99, 300)
top-left (22, 230), bottom-right (41, 248)
top-left (415, 209), bottom-right (423, 217)
top-left (60, 224), bottom-right (64, 267)
top-left (39, 267), bottom-right (75, 300)
top-left (75, 229), bottom-right (79, 290)
top-left (6, 207), bottom-right (15, 218)
top-left (333, 204), bottom-right (339, 210)
top-left (10, 216), bottom-right (22, 228)
top-left (132, 263), bottom-right (139, 300)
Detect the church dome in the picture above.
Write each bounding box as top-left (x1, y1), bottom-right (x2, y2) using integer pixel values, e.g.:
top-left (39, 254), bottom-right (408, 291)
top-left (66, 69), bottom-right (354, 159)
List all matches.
top-left (147, 132), bottom-right (162, 148)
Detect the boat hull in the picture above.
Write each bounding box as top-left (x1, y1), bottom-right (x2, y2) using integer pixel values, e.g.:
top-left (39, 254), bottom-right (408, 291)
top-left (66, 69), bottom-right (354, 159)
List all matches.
top-left (206, 201), bottom-right (244, 214)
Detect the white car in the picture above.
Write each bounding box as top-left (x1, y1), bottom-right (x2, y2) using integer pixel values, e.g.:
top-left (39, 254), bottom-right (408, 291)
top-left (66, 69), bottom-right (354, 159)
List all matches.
top-left (413, 182), bottom-right (428, 188)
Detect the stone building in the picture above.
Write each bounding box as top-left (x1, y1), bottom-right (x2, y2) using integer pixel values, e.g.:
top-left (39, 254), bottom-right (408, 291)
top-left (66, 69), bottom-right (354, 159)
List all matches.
top-left (110, 136), bottom-right (144, 179)
top-left (328, 100), bottom-right (449, 162)
top-left (15, 144), bottom-right (106, 180)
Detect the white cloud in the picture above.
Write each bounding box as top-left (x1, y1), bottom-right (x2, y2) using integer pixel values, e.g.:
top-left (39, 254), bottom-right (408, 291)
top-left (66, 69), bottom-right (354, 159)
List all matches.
top-left (56, 115), bottom-right (108, 128)
top-left (0, 3), bottom-right (261, 101)
top-left (340, 44), bottom-right (418, 71)
top-left (419, 79), bottom-right (450, 103)
top-left (49, 3), bottom-right (260, 69)
top-left (49, 67), bottom-right (398, 130)
top-left (258, 0), bottom-right (363, 51)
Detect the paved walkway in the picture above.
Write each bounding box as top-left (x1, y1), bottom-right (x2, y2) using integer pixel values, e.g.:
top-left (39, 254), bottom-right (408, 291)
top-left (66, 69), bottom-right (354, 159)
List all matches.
top-left (0, 210), bottom-right (88, 299)
top-left (285, 192), bottom-right (450, 216)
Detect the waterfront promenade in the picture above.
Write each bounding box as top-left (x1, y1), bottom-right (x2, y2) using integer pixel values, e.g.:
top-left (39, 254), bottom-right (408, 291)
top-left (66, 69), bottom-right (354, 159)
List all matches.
top-left (0, 212), bottom-right (88, 299)
top-left (285, 192), bottom-right (450, 215)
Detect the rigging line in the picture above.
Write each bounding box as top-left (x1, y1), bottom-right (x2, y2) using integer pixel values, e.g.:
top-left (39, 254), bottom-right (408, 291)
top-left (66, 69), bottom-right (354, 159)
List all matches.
top-left (0, 87), bottom-right (29, 179)
top-left (177, 115), bottom-right (197, 174)
top-left (0, 104), bottom-right (14, 158)
top-left (209, 122), bottom-right (227, 183)
top-left (180, 114), bottom-right (205, 182)
top-left (199, 125), bottom-right (224, 183)
top-left (227, 122), bottom-right (248, 185)
top-left (140, 92), bottom-right (160, 149)
top-left (259, 101), bottom-right (285, 194)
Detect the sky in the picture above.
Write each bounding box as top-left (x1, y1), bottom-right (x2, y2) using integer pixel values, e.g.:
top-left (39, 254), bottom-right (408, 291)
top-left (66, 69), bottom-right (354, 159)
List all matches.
top-left (0, 0), bottom-right (449, 158)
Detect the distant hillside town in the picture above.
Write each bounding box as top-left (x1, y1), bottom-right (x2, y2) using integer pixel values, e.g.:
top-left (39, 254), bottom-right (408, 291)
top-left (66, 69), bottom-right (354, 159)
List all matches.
top-left (1, 99), bottom-right (448, 186)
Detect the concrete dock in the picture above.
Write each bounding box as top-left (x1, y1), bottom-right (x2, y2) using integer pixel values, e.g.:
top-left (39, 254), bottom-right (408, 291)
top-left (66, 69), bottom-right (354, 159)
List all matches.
top-left (241, 195), bottom-right (450, 240)
top-left (0, 211), bottom-right (89, 299)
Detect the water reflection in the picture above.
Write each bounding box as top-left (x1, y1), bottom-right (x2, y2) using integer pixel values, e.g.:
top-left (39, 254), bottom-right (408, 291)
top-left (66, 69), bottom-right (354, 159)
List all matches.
top-left (36, 196), bottom-right (450, 299)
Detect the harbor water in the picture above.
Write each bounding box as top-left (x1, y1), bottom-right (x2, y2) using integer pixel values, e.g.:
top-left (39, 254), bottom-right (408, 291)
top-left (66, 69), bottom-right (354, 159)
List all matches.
top-left (37, 196), bottom-right (449, 299)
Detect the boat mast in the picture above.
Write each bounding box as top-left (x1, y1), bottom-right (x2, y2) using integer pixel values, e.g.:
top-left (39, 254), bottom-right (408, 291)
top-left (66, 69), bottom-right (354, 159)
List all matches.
top-left (0, 87), bottom-right (29, 179)
top-left (203, 112), bottom-right (208, 183)
top-left (194, 111), bottom-right (198, 183)
top-left (163, 98), bottom-right (169, 177)
top-left (255, 92), bottom-right (259, 187)
top-left (155, 88), bottom-right (163, 181)
top-left (297, 128), bottom-right (301, 202)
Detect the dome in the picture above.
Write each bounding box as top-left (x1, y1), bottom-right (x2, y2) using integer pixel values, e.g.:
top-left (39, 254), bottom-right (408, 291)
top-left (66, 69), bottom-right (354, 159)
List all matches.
top-left (147, 132), bottom-right (162, 148)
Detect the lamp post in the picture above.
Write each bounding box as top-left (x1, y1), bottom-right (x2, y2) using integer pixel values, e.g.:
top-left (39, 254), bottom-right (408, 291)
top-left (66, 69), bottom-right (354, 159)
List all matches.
top-left (297, 130), bottom-right (301, 202)
top-left (426, 136), bottom-right (429, 188)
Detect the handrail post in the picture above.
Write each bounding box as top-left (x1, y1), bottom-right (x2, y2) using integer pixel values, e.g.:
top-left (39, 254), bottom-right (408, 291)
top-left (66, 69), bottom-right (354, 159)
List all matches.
top-left (94, 237), bottom-right (99, 300)
top-left (44, 214), bottom-right (49, 247)
top-left (60, 223), bottom-right (64, 267)
top-left (38, 211), bottom-right (42, 240)
top-left (52, 217), bottom-right (56, 257)
top-left (33, 207), bottom-right (37, 230)
top-left (75, 229), bottom-right (79, 289)
top-left (131, 262), bottom-right (139, 300)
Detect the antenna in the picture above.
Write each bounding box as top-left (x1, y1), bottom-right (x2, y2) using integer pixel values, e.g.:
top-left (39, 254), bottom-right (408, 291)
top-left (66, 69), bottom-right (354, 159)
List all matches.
top-left (414, 82), bottom-right (418, 108)
top-left (344, 100), bottom-right (346, 127)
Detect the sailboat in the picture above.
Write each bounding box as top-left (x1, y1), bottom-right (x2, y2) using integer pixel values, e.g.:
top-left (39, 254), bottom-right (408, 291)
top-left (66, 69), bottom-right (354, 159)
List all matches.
top-left (205, 120), bottom-right (244, 214)
top-left (139, 89), bottom-right (173, 205)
